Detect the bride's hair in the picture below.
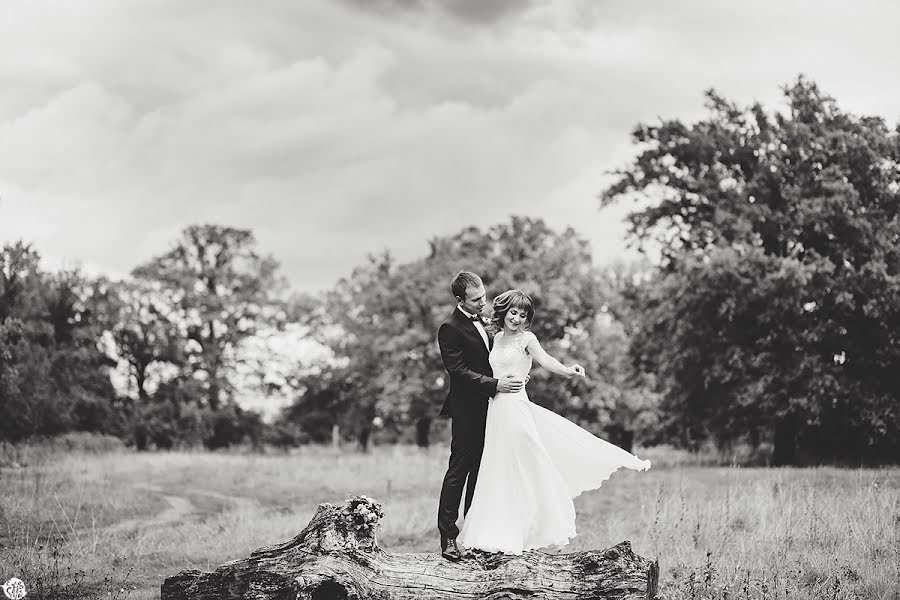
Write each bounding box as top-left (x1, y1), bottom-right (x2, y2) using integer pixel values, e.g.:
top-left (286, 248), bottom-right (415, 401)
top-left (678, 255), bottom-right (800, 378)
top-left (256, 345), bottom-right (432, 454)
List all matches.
top-left (490, 289), bottom-right (534, 333)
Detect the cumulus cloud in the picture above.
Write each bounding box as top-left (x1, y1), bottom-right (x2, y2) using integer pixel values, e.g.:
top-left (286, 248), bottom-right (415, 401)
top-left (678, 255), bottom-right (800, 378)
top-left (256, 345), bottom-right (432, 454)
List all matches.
top-left (1, 0), bottom-right (899, 291)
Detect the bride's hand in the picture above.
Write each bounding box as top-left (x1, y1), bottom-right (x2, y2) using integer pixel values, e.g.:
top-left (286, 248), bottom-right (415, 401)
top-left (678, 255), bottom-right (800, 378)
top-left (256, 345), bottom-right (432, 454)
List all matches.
top-left (566, 365), bottom-right (586, 378)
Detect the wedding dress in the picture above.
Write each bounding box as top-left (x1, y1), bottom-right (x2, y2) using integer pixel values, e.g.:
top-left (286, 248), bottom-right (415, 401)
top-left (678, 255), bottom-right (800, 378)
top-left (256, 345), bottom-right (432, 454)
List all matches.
top-left (457, 330), bottom-right (650, 554)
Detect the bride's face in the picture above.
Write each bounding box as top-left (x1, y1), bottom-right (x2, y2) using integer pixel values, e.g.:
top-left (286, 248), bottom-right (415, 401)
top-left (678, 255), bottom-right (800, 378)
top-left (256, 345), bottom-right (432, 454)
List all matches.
top-left (504, 306), bottom-right (527, 332)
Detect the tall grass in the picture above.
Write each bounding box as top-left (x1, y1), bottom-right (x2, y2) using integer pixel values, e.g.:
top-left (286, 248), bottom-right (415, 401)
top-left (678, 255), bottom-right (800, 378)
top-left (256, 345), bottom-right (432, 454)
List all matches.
top-left (1, 443), bottom-right (897, 599)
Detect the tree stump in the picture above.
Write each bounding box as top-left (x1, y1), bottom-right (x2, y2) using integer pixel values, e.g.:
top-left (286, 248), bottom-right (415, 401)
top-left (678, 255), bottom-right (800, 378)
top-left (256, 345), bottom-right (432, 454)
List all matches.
top-left (162, 495), bottom-right (658, 600)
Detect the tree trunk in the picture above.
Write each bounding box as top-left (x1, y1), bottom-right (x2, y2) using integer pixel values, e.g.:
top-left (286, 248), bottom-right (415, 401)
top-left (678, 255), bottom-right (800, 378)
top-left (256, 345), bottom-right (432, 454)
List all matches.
top-left (415, 417), bottom-right (431, 448)
top-left (749, 426), bottom-right (760, 449)
top-left (135, 364), bottom-right (148, 402)
top-left (206, 320), bottom-right (221, 412)
top-left (773, 414), bottom-right (797, 466)
top-left (207, 372), bottom-right (221, 412)
top-left (161, 496), bottom-right (659, 600)
top-left (358, 427), bottom-right (371, 452)
top-left (133, 424), bottom-right (148, 451)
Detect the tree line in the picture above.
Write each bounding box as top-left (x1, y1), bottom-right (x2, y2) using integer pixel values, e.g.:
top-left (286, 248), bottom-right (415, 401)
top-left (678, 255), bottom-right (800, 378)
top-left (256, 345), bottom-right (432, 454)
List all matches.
top-left (0, 226), bottom-right (289, 449)
top-left (1, 76), bottom-right (898, 464)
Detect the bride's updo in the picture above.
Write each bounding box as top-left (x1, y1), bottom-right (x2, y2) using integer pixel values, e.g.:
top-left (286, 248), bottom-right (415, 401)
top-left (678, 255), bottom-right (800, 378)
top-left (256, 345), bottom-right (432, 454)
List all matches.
top-left (490, 289), bottom-right (535, 333)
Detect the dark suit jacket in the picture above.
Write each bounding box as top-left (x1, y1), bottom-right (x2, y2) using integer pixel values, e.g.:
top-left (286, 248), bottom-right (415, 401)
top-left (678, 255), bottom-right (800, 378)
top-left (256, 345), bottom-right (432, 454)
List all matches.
top-left (437, 307), bottom-right (498, 420)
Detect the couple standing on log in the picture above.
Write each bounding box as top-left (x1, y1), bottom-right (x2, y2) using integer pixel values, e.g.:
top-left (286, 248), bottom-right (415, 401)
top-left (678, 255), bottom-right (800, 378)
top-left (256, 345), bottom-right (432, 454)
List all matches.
top-left (436, 271), bottom-right (651, 561)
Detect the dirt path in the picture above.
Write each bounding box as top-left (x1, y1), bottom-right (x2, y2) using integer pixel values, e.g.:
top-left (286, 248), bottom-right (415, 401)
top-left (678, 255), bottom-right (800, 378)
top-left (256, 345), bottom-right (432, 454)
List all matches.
top-left (105, 487), bottom-right (260, 535)
top-left (105, 492), bottom-right (196, 534)
top-left (195, 489), bottom-right (259, 512)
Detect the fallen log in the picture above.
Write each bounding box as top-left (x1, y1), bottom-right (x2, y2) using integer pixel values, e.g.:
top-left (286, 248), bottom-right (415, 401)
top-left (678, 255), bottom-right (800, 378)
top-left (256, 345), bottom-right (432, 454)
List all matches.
top-left (162, 495), bottom-right (658, 600)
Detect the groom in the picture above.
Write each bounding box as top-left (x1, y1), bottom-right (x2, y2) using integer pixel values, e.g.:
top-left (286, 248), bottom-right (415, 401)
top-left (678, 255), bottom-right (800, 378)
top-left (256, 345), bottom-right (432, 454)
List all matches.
top-left (436, 271), bottom-right (524, 561)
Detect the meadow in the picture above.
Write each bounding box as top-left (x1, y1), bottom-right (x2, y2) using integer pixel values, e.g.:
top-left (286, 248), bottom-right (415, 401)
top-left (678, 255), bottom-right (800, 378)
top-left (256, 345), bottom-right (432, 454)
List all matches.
top-left (1, 441), bottom-right (898, 600)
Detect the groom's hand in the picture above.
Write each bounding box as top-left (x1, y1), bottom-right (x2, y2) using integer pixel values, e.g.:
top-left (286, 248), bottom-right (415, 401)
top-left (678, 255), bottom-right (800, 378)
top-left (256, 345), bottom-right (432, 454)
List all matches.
top-left (497, 375), bottom-right (525, 394)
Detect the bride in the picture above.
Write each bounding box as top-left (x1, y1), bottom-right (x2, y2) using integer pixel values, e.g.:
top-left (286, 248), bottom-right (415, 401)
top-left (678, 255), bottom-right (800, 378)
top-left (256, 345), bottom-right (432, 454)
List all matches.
top-left (457, 289), bottom-right (651, 555)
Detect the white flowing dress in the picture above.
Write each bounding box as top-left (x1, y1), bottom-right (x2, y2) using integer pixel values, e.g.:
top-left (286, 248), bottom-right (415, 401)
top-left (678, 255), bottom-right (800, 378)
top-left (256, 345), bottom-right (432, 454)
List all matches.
top-left (457, 330), bottom-right (651, 554)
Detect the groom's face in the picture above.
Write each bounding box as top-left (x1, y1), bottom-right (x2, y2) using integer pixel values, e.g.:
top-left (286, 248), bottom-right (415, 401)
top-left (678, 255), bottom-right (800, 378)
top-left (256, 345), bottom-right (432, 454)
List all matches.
top-left (460, 284), bottom-right (487, 316)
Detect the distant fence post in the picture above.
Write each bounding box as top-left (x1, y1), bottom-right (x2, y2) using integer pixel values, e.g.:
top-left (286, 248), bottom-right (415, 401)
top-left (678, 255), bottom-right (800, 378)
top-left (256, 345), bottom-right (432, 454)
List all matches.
top-left (332, 424), bottom-right (340, 451)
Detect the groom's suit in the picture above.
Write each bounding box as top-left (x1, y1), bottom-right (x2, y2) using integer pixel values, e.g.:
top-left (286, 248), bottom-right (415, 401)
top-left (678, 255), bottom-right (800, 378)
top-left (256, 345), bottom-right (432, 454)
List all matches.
top-left (437, 306), bottom-right (498, 540)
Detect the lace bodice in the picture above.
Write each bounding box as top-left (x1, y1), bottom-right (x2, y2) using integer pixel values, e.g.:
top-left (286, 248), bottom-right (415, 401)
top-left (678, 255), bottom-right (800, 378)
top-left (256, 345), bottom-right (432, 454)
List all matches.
top-left (489, 331), bottom-right (535, 380)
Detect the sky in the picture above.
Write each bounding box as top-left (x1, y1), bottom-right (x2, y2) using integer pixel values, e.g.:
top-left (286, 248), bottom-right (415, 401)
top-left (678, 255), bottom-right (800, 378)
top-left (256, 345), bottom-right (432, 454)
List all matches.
top-left (2, 0), bottom-right (899, 293)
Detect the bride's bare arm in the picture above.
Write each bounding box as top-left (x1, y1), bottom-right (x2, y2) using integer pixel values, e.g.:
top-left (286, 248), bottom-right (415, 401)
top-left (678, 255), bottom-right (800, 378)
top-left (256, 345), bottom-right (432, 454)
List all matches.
top-left (525, 334), bottom-right (585, 378)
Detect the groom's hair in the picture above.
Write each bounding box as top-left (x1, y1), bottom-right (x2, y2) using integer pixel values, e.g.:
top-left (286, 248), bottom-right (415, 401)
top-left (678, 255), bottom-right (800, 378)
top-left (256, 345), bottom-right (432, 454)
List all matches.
top-left (451, 271), bottom-right (483, 301)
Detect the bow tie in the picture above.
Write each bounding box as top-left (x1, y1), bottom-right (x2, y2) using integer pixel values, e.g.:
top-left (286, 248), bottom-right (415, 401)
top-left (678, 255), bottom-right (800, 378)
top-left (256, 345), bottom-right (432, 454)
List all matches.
top-left (465, 313), bottom-right (481, 323)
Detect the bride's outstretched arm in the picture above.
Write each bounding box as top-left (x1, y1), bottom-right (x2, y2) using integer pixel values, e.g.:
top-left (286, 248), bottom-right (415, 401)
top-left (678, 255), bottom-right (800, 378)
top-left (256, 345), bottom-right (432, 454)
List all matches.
top-left (526, 334), bottom-right (585, 378)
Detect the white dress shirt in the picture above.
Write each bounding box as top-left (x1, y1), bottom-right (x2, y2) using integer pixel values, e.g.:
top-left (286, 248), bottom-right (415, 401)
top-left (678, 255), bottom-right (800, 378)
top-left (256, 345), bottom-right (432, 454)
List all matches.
top-left (458, 305), bottom-right (490, 351)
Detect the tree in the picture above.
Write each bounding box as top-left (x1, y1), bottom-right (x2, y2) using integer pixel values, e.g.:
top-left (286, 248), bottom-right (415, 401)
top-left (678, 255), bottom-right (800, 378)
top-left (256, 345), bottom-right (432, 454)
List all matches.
top-left (295, 217), bottom-right (648, 448)
top-left (603, 77), bottom-right (900, 463)
top-left (0, 242), bottom-right (120, 441)
top-left (132, 225), bottom-right (285, 411)
top-left (279, 366), bottom-right (354, 445)
top-left (299, 250), bottom-right (439, 449)
top-left (100, 279), bottom-right (184, 402)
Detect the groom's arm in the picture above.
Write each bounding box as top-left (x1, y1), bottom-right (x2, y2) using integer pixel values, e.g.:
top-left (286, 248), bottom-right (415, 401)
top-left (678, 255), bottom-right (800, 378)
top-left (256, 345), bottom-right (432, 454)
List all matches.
top-left (438, 323), bottom-right (498, 397)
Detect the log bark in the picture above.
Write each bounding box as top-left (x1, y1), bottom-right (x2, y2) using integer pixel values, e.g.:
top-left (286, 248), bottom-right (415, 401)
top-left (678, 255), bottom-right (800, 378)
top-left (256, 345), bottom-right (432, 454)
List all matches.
top-left (161, 495), bottom-right (658, 600)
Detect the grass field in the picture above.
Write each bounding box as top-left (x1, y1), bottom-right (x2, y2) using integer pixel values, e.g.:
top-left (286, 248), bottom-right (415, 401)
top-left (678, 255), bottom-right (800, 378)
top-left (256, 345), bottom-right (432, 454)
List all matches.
top-left (1, 444), bottom-right (898, 600)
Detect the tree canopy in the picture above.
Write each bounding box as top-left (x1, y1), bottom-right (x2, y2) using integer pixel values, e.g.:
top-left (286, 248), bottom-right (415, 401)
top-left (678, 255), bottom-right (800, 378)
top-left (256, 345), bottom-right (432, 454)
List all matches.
top-left (132, 224), bottom-right (285, 411)
top-left (604, 77), bottom-right (900, 463)
top-left (0, 242), bottom-right (121, 441)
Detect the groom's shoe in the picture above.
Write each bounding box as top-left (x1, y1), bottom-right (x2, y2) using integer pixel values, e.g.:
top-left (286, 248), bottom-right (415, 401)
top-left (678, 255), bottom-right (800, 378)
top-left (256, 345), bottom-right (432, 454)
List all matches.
top-left (440, 535), bottom-right (463, 562)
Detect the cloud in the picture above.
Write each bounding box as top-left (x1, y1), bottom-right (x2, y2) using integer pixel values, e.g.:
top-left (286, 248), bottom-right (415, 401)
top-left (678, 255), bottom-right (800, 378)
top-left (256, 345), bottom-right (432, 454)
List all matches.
top-left (339, 0), bottom-right (535, 25)
top-left (1, 0), bottom-right (899, 292)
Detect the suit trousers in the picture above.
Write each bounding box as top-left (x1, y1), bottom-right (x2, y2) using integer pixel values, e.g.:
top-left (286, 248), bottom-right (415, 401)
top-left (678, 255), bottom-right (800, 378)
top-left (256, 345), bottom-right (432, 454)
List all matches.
top-left (437, 412), bottom-right (487, 539)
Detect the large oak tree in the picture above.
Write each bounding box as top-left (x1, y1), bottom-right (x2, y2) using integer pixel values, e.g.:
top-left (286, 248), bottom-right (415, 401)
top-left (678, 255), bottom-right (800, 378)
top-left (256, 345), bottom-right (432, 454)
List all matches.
top-left (132, 225), bottom-right (284, 411)
top-left (603, 77), bottom-right (900, 464)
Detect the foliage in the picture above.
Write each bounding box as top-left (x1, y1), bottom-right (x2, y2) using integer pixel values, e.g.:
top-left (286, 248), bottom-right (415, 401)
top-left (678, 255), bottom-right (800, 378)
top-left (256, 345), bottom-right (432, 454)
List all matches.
top-left (0, 242), bottom-right (120, 442)
top-left (279, 365), bottom-right (354, 444)
top-left (604, 76), bottom-right (900, 463)
top-left (98, 278), bottom-right (184, 402)
top-left (291, 217), bottom-right (654, 448)
top-left (128, 376), bottom-right (266, 450)
top-left (131, 224), bottom-right (286, 411)
top-left (204, 402), bottom-right (266, 449)
top-left (1, 225), bottom-right (287, 449)
top-left (132, 387), bottom-right (209, 450)
top-left (261, 419), bottom-right (310, 449)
